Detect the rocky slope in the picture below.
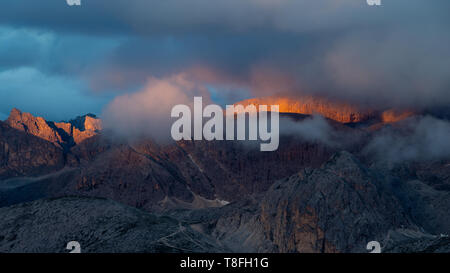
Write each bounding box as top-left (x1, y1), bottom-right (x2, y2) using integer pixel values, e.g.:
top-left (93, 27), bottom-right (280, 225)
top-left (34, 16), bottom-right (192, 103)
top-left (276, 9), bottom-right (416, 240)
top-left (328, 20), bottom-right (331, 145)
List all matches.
top-left (0, 105), bottom-right (449, 253)
top-left (0, 108), bottom-right (102, 180)
top-left (170, 152), bottom-right (420, 253)
top-left (1, 109), bottom-right (346, 211)
top-left (0, 197), bottom-right (227, 253)
top-left (1, 152), bottom-right (448, 253)
top-left (0, 134), bottom-right (338, 212)
top-left (6, 108), bottom-right (102, 148)
top-left (0, 121), bottom-right (65, 179)
top-left (383, 229), bottom-right (450, 253)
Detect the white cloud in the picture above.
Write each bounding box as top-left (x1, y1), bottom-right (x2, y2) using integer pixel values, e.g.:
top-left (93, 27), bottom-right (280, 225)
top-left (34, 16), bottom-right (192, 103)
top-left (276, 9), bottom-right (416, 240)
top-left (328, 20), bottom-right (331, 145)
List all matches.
top-left (101, 73), bottom-right (211, 142)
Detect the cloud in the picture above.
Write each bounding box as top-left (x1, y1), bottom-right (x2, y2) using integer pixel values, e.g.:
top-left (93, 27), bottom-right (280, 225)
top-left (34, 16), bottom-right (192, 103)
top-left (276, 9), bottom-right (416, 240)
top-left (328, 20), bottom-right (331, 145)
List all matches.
top-left (2, 1), bottom-right (447, 35)
top-left (0, 26), bottom-right (124, 120)
top-left (363, 116), bottom-right (450, 164)
top-left (319, 27), bottom-right (450, 109)
top-left (1, 0), bottom-right (450, 115)
top-left (0, 67), bottom-right (109, 121)
top-left (280, 115), bottom-right (336, 146)
top-left (74, 1), bottom-right (450, 111)
top-left (101, 74), bottom-right (211, 142)
top-left (0, 0), bottom-right (382, 34)
top-left (0, 26), bottom-right (121, 75)
top-left (280, 114), bottom-right (450, 164)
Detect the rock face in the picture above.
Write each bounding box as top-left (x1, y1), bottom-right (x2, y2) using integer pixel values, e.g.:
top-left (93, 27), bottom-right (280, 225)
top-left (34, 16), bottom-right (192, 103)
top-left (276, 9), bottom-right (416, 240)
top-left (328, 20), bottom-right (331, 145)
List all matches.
top-left (389, 179), bottom-right (450, 235)
top-left (6, 108), bottom-right (64, 145)
top-left (383, 229), bottom-right (450, 253)
top-left (5, 108), bottom-right (101, 148)
top-left (0, 121), bottom-right (65, 179)
top-left (170, 152), bottom-right (418, 253)
top-left (235, 96), bottom-right (416, 124)
top-left (256, 152), bottom-right (414, 252)
top-left (0, 133), bottom-right (338, 212)
top-left (0, 103), bottom-right (449, 253)
top-left (381, 109), bottom-right (415, 123)
top-left (0, 197), bottom-right (227, 253)
top-left (235, 96), bottom-right (377, 123)
top-left (0, 109), bottom-right (101, 180)
top-left (169, 136), bottom-right (336, 202)
top-left (66, 114), bottom-right (103, 144)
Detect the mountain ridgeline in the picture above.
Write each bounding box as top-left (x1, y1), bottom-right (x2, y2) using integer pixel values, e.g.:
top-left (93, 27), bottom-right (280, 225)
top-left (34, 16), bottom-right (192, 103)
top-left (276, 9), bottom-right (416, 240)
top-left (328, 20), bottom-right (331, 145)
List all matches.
top-left (0, 96), bottom-right (449, 253)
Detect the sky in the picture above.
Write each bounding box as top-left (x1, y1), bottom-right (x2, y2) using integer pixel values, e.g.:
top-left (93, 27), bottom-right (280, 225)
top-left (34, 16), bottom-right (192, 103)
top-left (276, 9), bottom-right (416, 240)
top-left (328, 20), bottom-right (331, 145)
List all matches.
top-left (1, 0), bottom-right (450, 121)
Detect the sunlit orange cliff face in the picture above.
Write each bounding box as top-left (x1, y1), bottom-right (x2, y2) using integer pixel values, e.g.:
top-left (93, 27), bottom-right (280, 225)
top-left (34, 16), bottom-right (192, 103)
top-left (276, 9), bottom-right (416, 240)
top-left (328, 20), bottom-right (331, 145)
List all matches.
top-left (6, 108), bottom-right (102, 147)
top-left (235, 96), bottom-right (376, 123)
top-left (234, 96), bottom-right (415, 124)
top-left (380, 109), bottom-right (415, 123)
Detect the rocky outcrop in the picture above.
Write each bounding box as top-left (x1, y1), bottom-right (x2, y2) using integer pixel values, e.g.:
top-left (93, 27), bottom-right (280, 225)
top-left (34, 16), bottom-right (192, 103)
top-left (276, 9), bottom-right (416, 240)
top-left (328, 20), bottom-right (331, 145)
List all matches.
top-left (0, 131), bottom-right (338, 212)
top-left (5, 108), bottom-right (101, 148)
top-left (168, 136), bottom-right (336, 202)
top-left (0, 103), bottom-right (448, 253)
top-left (0, 109), bottom-right (102, 180)
top-left (388, 179), bottom-right (450, 235)
top-left (256, 151), bottom-right (414, 252)
top-left (383, 229), bottom-right (450, 253)
top-left (68, 114), bottom-right (103, 144)
top-left (0, 121), bottom-right (65, 179)
top-left (171, 151), bottom-right (417, 253)
top-left (0, 197), bottom-right (228, 253)
top-left (370, 161), bottom-right (450, 235)
top-left (6, 108), bottom-right (64, 145)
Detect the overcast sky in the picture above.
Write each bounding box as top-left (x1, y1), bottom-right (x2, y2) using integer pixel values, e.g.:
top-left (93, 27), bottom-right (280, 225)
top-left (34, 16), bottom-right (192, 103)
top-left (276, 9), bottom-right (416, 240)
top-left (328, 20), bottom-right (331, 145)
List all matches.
top-left (1, 0), bottom-right (449, 121)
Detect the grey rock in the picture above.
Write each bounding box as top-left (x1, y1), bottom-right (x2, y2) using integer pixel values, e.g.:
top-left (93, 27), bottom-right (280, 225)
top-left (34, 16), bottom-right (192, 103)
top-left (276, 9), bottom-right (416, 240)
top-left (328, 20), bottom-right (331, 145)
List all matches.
top-left (170, 151), bottom-right (418, 253)
top-left (0, 197), bottom-right (228, 253)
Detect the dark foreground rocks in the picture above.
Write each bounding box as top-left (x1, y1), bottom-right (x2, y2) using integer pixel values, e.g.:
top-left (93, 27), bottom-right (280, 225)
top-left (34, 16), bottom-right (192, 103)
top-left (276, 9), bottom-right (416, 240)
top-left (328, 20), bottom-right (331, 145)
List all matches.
top-left (0, 197), bottom-right (228, 253)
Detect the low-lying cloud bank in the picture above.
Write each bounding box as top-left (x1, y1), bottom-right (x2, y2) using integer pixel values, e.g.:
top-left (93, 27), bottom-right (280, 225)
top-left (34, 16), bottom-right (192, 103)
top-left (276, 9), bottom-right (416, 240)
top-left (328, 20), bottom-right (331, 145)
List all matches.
top-left (284, 114), bottom-right (450, 164)
top-left (363, 116), bottom-right (450, 164)
top-left (279, 115), bottom-right (337, 146)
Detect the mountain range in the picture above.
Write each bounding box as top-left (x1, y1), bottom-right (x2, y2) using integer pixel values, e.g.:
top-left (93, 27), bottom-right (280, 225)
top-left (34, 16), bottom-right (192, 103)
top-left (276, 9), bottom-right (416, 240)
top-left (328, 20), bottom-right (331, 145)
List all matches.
top-left (0, 96), bottom-right (449, 253)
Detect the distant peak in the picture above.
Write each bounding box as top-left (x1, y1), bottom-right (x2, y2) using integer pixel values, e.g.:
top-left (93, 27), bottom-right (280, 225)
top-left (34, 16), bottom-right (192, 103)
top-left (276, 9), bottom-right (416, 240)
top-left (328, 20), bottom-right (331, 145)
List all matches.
top-left (69, 114), bottom-right (102, 132)
top-left (5, 107), bottom-right (102, 146)
top-left (8, 108), bottom-right (23, 119)
top-left (10, 107), bottom-right (22, 114)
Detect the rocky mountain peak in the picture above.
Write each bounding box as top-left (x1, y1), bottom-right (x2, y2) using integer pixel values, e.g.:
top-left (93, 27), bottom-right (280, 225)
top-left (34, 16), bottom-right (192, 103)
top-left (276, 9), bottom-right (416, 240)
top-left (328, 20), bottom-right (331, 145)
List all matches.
top-left (8, 108), bottom-right (22, 119)
top-left (69, 114), bottom-right (102, 132)
top-left (5, 108), bottom-right (102, 147)
top-left (254, 151), bottom-right (416, 252)
top-left (6, 108), bottom-right (63, 145)
top-left (322, 151), bottom-right (366, 173)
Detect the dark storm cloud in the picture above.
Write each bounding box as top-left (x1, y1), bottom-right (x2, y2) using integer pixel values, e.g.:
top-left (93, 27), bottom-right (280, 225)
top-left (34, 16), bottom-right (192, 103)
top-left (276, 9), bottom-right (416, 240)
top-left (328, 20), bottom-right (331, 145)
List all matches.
top-left (0, 26), bottom-right (122, 74)
top-left (0, 26), bottom-right (119, 120)
top-left (0, 0), bottom-right (373, 35)
top-left (1, 0), bottom-right (450, 115)
top-left (0, 66), bottom-right (111, 121)
top-left (2, 1), bottom-right (448, 34)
